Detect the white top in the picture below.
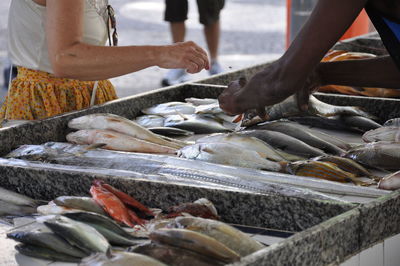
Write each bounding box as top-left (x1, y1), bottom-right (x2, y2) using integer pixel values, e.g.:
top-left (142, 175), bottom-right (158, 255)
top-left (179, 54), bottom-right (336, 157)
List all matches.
top-left (8, 0), bottom-right (109, 74)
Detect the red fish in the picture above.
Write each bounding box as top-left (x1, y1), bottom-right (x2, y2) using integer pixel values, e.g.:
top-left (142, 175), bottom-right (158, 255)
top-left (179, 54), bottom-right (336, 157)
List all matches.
top-left (90, 184), bottom-right (136, 227)
top-left (93, 180), bottom-right (153, 216)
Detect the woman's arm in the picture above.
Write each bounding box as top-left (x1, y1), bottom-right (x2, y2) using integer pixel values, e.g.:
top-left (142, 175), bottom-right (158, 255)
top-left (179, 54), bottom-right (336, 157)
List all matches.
top-left (46, 0), bottom-right (209, 81)
top-left (219, 0), bottom-right (370, 115)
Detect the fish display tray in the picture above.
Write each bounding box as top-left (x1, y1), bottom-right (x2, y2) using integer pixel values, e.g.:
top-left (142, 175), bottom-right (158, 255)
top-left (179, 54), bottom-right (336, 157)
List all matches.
top-left (1, 32), bottom-right (400, 263)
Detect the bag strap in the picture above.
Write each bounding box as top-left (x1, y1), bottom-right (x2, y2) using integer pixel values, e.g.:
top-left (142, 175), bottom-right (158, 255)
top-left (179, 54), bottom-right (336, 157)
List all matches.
top-left (90, 80), bottom-right (99, 107)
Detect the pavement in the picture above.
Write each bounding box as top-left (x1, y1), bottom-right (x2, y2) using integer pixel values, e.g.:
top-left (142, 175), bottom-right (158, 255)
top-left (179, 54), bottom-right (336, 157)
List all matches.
top-left (0, 0), bottom-right (285, 105)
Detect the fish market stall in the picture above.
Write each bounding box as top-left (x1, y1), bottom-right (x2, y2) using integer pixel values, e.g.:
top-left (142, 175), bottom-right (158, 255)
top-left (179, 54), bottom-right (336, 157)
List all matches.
top-left (1, 34), bottom-right (400, 265)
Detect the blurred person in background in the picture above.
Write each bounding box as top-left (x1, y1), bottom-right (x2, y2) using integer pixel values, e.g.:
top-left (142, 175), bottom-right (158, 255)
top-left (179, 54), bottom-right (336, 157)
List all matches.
top-left (1, 0), bottom-right (209, 120)
top-left (162, 0), bottom-right (225, 86)
top-left (219, 0), bottom-right (400, 116)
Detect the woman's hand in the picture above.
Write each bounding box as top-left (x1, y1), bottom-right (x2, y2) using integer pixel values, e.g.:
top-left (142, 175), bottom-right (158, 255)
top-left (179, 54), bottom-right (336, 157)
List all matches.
top-left (158, 41), bottom-right (210, 74)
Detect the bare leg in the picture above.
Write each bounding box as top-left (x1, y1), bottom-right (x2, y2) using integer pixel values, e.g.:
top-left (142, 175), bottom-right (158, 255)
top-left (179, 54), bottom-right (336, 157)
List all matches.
top-left (204, 20), bottom-right (220, 62)
top-left (170, 22), bottom-right (186, 43)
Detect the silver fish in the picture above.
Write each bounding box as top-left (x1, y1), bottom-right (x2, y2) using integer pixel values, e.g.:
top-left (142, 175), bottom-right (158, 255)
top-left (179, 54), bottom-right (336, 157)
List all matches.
top-left (134, 115), bottom-right (165, 128)
top-left (164, 114), bottom-right (231, 134)
top-left (195, 102), bottom-right (223, 114)
top-left (246, 95), bottom-right (375, 125)
top-left (168, 216), bottom-right (265, 257)
top-left (344, 141), bottom-right (400, 170)
top-left (185, 97), bottom-right (218, 106)
top-left (251, 121), bottom-right (345, 155)
top-left (149, 126), bottom-right (194, 136)
top-left (340, 115), bottom-right (381, 132)
top-left (236, 129), bottom-right (323, 159)
top-left (362, 127), bottom-right (400, 143)
top-left (68, 113), bottom-right (182, 149)
top-left (142, 102), bottom-right (196, 116)
top-left (178, 143), bottom-right (284, 171)
top-left (54, 196), bottom-right (106, 215)
top-left (66, 129), bottom-right (177, 154)
top-left (378, 170), bottom-right (400, 190)
top-left (63, 212), bottom-right (144, 246)
top-left (196, 133), bottom-right (287, 162)
top-left (0, 186), bottom-right (41, 207)
top-left (130, 242), bottom-right (225, 266)
top-left (8, 228), bottom-right (87, 258)
top-left (384, 118), bottom-right (400, 127)
top-left (80, 251), bottom-right (168, 266)
top-left (0, 200), bottom-right (36, 216)
top-left (149, 228), bottom-right (240, 263)
top-left (15, 244), bottom-right (82, 263)
top-left (43, 215), bottom-right (111, 254)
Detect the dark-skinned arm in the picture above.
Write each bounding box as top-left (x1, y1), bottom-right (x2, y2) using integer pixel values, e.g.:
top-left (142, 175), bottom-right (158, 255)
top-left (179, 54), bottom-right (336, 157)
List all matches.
top-left (219, 0), bottom-right (369, 115)
top-left (317, 55), bottom-right (400, 88)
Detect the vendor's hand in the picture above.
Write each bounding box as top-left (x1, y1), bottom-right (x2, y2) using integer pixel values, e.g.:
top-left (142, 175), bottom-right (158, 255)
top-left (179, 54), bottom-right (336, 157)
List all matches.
top-left (219, 61), bottom-right (322, 115)
top-left (159, 41), bottom-right (210, 74)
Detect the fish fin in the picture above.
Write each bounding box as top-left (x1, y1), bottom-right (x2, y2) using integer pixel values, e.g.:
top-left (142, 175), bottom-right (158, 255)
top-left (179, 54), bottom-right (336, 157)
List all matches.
top-left (175, 109), bottom-right (189, 120)
top-left (232, 114), bottom-right (243, 123)
top-left (256, 151), bottom-right (268, 158)
top-left (202, 147), bottom-right (216, 154)
top-left (106, 247), bottom-right (113, 259)
top-left (87, 143), bottom-right (107, 150)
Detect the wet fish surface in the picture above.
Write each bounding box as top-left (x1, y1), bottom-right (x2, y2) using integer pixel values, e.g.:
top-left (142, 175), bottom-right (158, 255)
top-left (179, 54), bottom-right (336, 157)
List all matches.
top-left (149, 228), bottom-right (240, 263)
top-left (68, 113), bottom-right (182, 149)
top-left (63, 212), bottom-right (144, 246)
top-left (54, 196), bottom-right (106, 215)
top-left (383, 118), bottom-right (400, 127)
top-left (142, 102), bottom-right (196, 115)
top-left (236, 129), bottom-right (324, 159)
top-left (15, 244), bottom-right (82, 263)
top-left (43, 215), bottom-right (111, 254)
top-left (164, 114), bottom-right (231, 134)
top-left (378, 170), bottom-right (400, 190)
top-left (344, 141), bottom-right (400, 170)
top-left (66, 129), bottom-right (177, 154)
top-left (8, 228), bottom-right (87, 258)
top-left (250, 121), bottom-right (345, 155)
top-left (149, 127), bottom-right (194, 136)
top-left (131, 242), bottom-right (225, 266)
top-left (167, 216), bottom-right (265, 256)
top-left (196, 133), bottom-right (287, 162)
top-left (80, 251), bottom-right (168, 266)
top-left (362, 127), bottom-right (400, 142)
top-left (178, 142), bottom-right (284, 171)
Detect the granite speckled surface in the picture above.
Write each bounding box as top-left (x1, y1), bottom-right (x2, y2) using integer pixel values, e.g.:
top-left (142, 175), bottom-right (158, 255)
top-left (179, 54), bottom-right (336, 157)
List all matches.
top-left (233, 209), bottom-right (361, 266)
top-left (359, 190), bottom-right (400, 250)
top-left (0, 159), bottom-right (353, 232)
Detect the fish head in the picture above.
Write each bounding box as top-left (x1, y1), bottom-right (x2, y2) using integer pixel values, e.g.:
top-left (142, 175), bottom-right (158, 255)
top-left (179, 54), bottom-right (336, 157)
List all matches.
top-left (177, 144), bottom-right (202, 159)
top-left (66, 130), bottom-right (93, 145)
top-left (68, 114), bottom-right (108, 130)
top-left (362, 127), bottom-right (399, 143)
top-left (384, 118), bottom-right (400, 127)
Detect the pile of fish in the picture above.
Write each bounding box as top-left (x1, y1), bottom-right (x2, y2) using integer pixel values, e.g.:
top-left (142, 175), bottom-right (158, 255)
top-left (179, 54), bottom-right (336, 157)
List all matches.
top-left (4, 183), bottom-right (266, 265)
top-left (133, 96), bottom-right (400, 190)
top-left (134, 98), bottom-right (240, 135)
top-left (355, 118), bottom-right (400, 190)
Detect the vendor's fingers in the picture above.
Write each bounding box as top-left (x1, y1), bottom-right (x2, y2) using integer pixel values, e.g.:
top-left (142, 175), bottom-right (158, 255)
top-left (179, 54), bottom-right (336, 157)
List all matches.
top-left (186, 61), bottom-right (200, 74)
top-left (256, 106), bottom-right (269, 121)
top-left (296, 88), bottom-right (310, 112)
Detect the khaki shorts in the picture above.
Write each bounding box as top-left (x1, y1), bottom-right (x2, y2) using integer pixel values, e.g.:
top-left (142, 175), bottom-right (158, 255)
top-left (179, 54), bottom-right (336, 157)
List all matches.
top-left (165, 0), bottom-right (225, 25)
